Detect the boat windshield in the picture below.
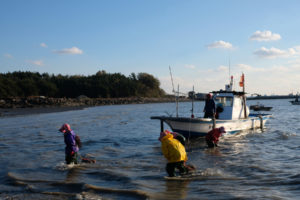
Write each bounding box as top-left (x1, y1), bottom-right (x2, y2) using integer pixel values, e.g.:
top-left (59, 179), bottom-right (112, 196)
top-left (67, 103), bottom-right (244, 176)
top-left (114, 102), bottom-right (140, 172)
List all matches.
top-left (215, 96), bottom-right (233, 107)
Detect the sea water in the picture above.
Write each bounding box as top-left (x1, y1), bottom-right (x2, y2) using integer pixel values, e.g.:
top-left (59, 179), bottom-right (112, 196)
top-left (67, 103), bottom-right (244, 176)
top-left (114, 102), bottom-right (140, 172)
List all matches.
top-left (0, 99), bottom-right (299, 199)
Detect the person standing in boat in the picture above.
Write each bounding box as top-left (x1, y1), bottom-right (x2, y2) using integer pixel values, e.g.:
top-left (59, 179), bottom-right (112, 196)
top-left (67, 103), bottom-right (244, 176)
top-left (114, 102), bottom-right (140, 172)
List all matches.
top-left (205, 126), bottom-right (226, 148)
top-left (203, 93), bottom-right (216, 118)
top-left (59, 123), bottom-right (81, 164)
top-left (159, 130), bottom-right (193, 177)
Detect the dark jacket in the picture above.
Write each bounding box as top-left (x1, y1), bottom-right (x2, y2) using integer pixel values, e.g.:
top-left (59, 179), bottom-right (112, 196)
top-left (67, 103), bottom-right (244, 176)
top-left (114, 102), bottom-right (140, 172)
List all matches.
top-left (204, 99), bottom-right (216, 117)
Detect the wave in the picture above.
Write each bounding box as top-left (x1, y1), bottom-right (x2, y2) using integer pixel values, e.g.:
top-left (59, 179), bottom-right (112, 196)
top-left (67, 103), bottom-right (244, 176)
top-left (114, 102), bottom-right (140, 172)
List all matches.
top-left (86, 170), bottom-right (131, 183)
top-left (6, 171), bottom-right (149, 199)
top-left (199, 168), bottom-right (236, 179)
top-left (277, 132), bottom-right (297, 140)
top-left (0, 192), bottom-right (78, 200)
top-left (84, 183), bottom-right (149, 200)
top-left (54, 161), bottom-right (89, 171)
top-left (82, 139), bottom-right (100, 146)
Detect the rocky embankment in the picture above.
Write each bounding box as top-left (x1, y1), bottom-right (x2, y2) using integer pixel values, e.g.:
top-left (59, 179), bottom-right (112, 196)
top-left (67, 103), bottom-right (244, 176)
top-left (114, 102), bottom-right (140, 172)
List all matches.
top-left (0, 96), bottom-right (189, 109)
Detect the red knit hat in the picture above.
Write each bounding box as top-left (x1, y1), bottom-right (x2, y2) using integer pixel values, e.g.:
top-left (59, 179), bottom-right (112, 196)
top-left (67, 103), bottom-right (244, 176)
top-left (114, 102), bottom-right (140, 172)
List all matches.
top-left (59, 123), bottom-right (71, 133)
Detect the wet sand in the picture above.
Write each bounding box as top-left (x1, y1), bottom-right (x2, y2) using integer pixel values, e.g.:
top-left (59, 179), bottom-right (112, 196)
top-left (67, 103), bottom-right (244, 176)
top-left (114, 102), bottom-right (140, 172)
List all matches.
top-left (0, 97), bottom-right (192, 117)
top-left (0, 106), bottom-right (88, 117)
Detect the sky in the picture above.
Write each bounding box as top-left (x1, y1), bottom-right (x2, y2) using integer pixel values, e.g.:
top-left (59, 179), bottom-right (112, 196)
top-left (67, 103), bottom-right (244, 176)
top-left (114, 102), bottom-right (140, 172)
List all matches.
top-left (1, 0), bottom-right (300, 96)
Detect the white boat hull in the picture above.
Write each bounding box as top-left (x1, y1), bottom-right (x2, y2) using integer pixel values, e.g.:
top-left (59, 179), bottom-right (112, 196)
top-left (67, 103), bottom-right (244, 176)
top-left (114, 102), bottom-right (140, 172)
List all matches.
top-left (151, 114), bottom-right (271, 137)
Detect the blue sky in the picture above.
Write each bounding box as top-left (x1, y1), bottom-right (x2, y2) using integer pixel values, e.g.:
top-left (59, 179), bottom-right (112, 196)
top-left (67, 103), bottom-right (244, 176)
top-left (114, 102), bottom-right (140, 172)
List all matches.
top-left (1, 0), bottom-right (300, 95)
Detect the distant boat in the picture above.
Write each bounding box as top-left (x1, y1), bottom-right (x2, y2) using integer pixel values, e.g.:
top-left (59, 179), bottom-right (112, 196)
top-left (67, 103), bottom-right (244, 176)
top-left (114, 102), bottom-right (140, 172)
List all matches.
top-left (250, 103), bottom-right (272, 111)
top-left (290, 95), bottom-right (300, 105)
top-left (151, 75), bottom-right (272, 138)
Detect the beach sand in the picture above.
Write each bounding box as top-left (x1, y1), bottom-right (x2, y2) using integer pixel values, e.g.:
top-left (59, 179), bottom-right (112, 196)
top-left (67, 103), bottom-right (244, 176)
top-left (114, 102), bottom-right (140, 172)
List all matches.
top-left (0, 106), bottom-right (88, 117)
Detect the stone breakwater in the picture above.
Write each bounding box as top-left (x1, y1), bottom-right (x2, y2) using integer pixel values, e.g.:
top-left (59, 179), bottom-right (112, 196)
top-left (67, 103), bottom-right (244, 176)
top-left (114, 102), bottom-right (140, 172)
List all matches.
top-left (0, 96), bottom-right (190, 109)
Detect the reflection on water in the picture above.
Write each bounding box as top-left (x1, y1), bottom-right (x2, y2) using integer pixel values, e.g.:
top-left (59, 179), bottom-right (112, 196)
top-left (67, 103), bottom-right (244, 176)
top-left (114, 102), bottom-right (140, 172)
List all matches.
top-left (0, 100), bottom-right (300, 199)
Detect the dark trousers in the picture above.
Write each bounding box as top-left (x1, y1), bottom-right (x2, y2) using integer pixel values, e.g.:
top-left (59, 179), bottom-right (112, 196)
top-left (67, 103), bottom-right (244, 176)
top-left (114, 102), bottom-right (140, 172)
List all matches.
top-left (204, 112), bottom-right (214, 118)
top-left (166, 161), bottom-right (187, 177)
top-left (65, 152), bottom-right (78, 164)
top-left (206, 139), bottom-right (217, 148)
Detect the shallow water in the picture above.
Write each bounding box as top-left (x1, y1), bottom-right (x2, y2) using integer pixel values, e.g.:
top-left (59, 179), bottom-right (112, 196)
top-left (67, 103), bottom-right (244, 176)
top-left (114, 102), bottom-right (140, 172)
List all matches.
top-left (0, 99), bottom-right (299, 199)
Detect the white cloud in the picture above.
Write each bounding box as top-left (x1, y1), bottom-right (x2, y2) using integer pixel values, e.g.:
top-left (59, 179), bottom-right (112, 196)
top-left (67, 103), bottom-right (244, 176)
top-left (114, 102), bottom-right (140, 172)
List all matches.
top-left (236, 64), bottom-right (266, 72)
top-left (236, 63), bottom-right (291, 73)
top-left (233, 62), bottom-right (300, 95)
top-left (217, 65), bottom-right (228, 72)
top-left (40, 43), bottom-right (48, 48)
top-left (159, 75), bottom-right (194, 94)
top-left (27, 60), bottom-right (44, 66)
top-left (293, 46), bottom-right (300, 51)
top-left (250, 30), bottom-right (281, 41)
top-left (253, 47), bottom-right (298, 59)
top-left (184, 64), bottom-right (196, 69)
top-left (270, 65), bottom-right (290, 72)
top-left (207, 40), bottom-right (233, 49)
top-left (3, 53), bottom-right (13, 59)
top-left (53, 46), bottom-right (83, 55)
top-left (288, 59), bottom-right (300, 70)
top-left (159, 62), bottom-right (300, 96)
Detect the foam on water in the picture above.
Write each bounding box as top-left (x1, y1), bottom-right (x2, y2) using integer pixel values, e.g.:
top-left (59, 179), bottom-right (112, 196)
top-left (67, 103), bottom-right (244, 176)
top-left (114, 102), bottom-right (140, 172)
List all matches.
top-left (55, 162), bottom-right (77, 171)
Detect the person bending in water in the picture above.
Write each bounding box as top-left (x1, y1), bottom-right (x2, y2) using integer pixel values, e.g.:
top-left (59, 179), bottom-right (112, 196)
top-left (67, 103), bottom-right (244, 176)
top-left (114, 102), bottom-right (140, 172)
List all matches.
top-left (159, 130), bottom-right (193, 177)
top-left (59, 123), bottom-right (81, 164)
top-left (205, 126), bottom-right (226, 148)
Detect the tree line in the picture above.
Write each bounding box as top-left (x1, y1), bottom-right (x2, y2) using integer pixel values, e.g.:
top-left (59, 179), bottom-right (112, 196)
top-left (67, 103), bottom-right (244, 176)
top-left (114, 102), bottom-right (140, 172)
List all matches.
top-left (0, 71), bottom-right (166, 98)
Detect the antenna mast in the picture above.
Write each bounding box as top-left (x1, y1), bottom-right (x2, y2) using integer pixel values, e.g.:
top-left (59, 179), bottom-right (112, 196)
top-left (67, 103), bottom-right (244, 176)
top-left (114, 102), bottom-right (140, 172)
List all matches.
top-left (191, 85), bottom-right (194, 118)
top-left (228, 56), bottom-right (231, 83)
top-left (169, 66), bottom-right (175, 93)
top-left (169, 66), bottom-right (179, 117)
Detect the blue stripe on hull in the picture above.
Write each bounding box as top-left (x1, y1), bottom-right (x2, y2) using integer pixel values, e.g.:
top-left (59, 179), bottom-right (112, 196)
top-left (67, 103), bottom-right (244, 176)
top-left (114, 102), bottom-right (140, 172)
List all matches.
top-left (172, 129), bottom-right (207, 138)
top-left (172, 129), bottom-right (241, 138)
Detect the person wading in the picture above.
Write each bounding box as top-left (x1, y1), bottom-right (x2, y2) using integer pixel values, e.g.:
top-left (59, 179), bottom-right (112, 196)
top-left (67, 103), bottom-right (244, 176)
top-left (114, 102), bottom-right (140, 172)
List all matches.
top-left (59, 123), bottom-right (81, 164)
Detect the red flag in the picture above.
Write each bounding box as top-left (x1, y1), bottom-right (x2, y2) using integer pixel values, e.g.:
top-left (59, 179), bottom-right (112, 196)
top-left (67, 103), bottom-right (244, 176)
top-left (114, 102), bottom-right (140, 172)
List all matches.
top-left (239, 74), bottom-right (244, 87)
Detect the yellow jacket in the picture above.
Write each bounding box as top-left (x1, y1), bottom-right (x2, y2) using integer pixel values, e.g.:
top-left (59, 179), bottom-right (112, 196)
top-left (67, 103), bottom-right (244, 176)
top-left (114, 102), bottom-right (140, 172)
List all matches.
top-left (161, 134), bottom-right (188, 163)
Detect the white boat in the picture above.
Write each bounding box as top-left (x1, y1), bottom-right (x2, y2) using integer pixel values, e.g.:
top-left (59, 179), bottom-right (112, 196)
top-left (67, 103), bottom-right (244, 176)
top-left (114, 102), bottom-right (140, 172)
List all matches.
top-left (151, 75), bottom-right (272, 138)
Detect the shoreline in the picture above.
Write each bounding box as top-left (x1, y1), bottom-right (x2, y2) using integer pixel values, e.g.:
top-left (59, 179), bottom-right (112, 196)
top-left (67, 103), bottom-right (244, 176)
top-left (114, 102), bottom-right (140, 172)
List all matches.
top-left (0, 97), bottom-right (190, 117)
top-left (0, 106), bottom-right (88, 117)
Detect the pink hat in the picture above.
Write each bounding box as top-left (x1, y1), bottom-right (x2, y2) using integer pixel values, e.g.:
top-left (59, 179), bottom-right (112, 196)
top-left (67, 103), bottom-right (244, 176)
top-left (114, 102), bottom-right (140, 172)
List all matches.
top-left (219, 126), bottom-right (226, 133)
top-left (59, 123), bottom-right (71, 133)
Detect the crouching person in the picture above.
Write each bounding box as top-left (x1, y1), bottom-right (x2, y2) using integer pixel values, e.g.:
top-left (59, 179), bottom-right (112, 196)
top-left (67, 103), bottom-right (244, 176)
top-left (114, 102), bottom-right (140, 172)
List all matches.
top-left (159, 130), bottom-right (190, 177)
top-left (205, 126), bottom-right (226, 148)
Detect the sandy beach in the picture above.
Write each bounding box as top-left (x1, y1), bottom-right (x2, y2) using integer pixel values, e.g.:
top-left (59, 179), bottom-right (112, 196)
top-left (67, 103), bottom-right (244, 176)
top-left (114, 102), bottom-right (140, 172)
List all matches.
top-left (0, 96), bottom-right (191, 117)
top-left (0, 106), bottom-right (88, 117)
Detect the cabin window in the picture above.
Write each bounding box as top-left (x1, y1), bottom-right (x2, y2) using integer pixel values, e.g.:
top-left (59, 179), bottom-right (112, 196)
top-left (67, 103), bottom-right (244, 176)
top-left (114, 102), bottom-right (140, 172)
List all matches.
top-left (215, 97), bottom-right (233, 107)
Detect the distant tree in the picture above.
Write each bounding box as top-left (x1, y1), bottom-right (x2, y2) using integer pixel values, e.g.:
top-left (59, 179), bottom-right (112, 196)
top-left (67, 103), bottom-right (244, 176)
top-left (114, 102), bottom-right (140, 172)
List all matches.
top-left (137, 73), bottom-right (160, 89)
top-left (38, 80), bottom-right (58, 97)
top-left (17, 79), bottom-right (39, 97)
top-left (0, 70), bottom-right (166, 98)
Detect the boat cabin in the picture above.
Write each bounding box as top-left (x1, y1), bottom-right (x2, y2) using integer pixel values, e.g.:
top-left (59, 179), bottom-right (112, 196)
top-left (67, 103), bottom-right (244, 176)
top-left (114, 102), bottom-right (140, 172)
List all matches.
top-left (213, 91), bottom-right (249, 120)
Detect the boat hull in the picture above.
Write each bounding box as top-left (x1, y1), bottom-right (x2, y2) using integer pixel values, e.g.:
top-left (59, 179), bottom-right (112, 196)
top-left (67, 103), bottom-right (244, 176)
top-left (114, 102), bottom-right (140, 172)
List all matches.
top-left (290, 101), bottom-right (300, 105)
top-left (151, 114), bottom-right (271, 138)
top-left (253, 107), bottom-right (272, 111)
